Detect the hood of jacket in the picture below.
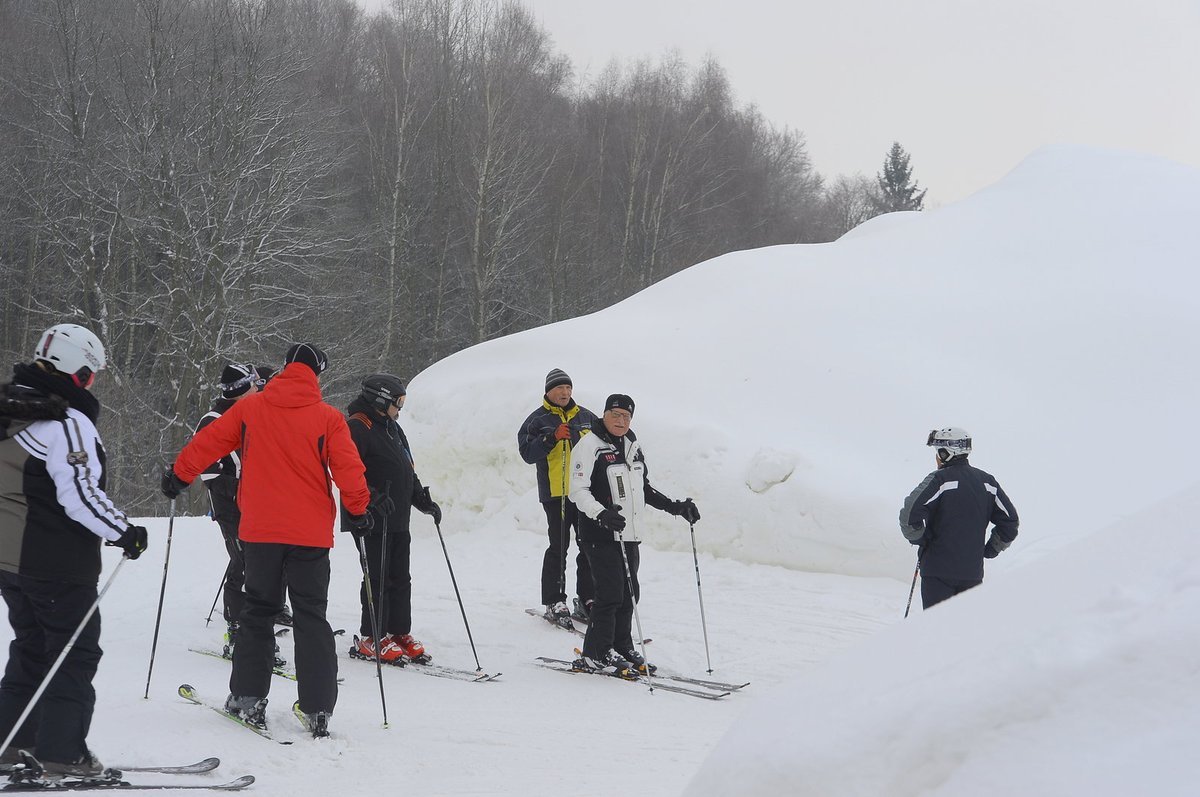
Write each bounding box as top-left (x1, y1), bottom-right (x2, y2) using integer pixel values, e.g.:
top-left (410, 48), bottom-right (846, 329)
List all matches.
top-left (263, 362), bottom-right (323, 409)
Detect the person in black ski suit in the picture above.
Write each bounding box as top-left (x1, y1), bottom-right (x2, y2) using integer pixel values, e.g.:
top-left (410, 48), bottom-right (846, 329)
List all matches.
top-left (899, 427), bottom-right (1019, 609)
top-left (0, 324), bottom-right (148, 777)
top-left (195, 363), bottom-right (290, 653)
top-left (517, 368), bottom-right (598, 624)
top-left (341, 375), bottom-right (441, 664)
top-left (568, 394), bottom-right (699, 675)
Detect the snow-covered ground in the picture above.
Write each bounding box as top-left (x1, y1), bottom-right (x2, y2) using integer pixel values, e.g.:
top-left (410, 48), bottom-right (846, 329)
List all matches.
top-left (4, 144), bottom-right (1199, 795)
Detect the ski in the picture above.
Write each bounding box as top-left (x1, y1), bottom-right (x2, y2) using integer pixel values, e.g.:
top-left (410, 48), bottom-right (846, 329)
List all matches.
top-left (121, 758), bottom-right (221, 775)
top-left (190, 648), bottom-right (296, 681)
top-left (523, 608), bottom-right (652, 643)
top-left (533, 657), bottom-right (729, 700)
top-left (4, 754), bottom-right (251, 791)
top-left (346, 649), bottom-right (500, 682)
top-left (1, 759), bottom-right (218, 779)
top-left (176, 684), bottom-right (293, 745)
top-left (654, 672), bottom-right (749, 692)
top-left (1, 775), bottom-right (255, 792)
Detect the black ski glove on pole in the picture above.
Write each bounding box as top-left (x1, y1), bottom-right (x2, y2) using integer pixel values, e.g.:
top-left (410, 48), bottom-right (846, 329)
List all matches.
top-left (347, 511), bottom-right (375, 536)
top-left (415, 486), bottom-right (442, 525)
top-left (597, 507), bottom-right (626, 532)
top-left (108, 525), bottom-right (149, 560)
top-left (672, 498), bottom-right (701, 524)
top-left (368, 487), bottom-right (395, 517)
top-left (160, 467), bottom-right (190, 499)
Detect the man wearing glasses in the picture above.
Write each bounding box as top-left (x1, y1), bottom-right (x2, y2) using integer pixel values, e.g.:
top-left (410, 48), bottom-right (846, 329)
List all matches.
top-left (568, 394), bottom-right (700, 676)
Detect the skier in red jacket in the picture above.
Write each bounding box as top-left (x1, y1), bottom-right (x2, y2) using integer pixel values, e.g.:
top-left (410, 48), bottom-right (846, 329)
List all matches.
top-left (163, 343), bottom-right (371, 737)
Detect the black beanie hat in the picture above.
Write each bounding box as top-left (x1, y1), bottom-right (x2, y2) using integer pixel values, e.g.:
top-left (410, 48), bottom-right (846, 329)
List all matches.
top-left (603, 393), bottom-right (635, 417)
top-left (285, 343), bottom-right (328, 377)
top-left (220, 363), bottom-right (257, 398)
top-left (545, 368), bottom-right (572, 393)
top-left (255, 365), bottom-right (276, 386)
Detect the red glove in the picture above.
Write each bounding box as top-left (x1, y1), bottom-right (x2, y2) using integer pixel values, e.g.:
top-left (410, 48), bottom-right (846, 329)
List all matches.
top-left (554, 423), bottom-right (571, 441)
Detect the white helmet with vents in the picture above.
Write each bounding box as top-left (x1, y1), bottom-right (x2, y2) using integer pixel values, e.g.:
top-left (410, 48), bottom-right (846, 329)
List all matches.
top-left (927, 427), bottom-right (971, 460)
top-left (33, 324), bottom-right (106, 388)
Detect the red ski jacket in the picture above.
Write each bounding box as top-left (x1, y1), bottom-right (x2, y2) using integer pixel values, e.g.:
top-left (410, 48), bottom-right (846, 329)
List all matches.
top-left (174, 363), bottom-right (369, 547)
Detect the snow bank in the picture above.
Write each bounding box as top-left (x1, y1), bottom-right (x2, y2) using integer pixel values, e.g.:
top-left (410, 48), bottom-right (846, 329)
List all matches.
top-left (405, 144), bottom-right (1200, 579)
top-left (684, 481), bottom-right (1200, 797)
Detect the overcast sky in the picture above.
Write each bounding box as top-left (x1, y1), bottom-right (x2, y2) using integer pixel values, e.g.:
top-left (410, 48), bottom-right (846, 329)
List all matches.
top-left (360, 0), bottom-right (1200, 206)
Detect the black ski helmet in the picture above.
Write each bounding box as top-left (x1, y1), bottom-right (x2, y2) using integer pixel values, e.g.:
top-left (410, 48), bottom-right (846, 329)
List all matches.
top-left (361, 374), bottom-right (406, 412)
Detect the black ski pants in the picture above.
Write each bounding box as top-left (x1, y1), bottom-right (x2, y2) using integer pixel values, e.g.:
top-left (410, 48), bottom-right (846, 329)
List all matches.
top-left (921, 574), bottom-right (982, 609)
top-left (355, 527), bottom-right (412, 638)
top-left (206, 479), bottom-right (246, 624)
top-left (540, 500), bottom-right (593, 606)
top-left (579, 540), bottom-right (639, 660)
top-left (232, 543), bottom-right (337, 714)
top-left (0, 572), bottom-right (101, 764)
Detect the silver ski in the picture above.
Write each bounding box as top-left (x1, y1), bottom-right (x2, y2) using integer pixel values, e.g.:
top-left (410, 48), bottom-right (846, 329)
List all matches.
top-left (347, 650), bottom-right (500, 682)
top-left (533, 658), bottom-right (729, 700)
top-left (1, 775), bottom-right (255, 791)
top-left (121, 757), bottom-right (221, 774)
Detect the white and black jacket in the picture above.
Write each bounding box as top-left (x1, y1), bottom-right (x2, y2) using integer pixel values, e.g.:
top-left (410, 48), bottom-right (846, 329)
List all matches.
top-left (899, 457), bottom-right (1019, 582)
top-left (569, 424), bottom-right (676, 544)
top-left (0, 369), bottom-right (131, 585)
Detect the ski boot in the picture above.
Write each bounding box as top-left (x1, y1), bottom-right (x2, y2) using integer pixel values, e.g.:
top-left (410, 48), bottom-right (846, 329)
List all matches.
top-left (292, 702), bottom-right (330, 738)
top-left (570, 597), bottom-right (592, 623)
top-left (350, 635), bottom-right (405, 664)
top-left (224, 695), bottom-right (269, 731)
top-left (544, 601), bottom-right (574, 630)
top-left (617, 646), bottom-right (657, 675)
top-left (222, 622), bottom-right (238, 659)
top-left (573, 648), bottom-right (636, 678)
top-left (274, 605), bottom-right (294, 628)
top-left (390, 633), bottom-right (430, 664)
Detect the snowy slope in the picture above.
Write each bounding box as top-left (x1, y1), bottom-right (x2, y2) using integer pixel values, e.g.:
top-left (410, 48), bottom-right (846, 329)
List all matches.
top-left (3, 144), bottom-right (1198, 795)
top-left (685, 483), bottom-right (1200, 797)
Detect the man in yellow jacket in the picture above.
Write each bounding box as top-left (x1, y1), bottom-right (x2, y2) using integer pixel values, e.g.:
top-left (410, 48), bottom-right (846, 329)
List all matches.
top-left (517, 369), bottom-right (598, 627)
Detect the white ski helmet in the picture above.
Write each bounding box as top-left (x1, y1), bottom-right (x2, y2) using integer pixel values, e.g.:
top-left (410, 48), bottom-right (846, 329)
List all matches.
top-left (927, 427), bottom-right (971, 460)
top-left (33, 323), bottom-right (107, 388)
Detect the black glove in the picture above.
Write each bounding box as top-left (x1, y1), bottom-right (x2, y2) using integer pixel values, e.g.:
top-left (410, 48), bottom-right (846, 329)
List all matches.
top-left (673, 498), bottom-right (701, 524)
top-left (160, 467), bottom-right (190, 499)
top-left (416, 486), bottom-right (442, 525)
top-left (368, 487), bottom-right (395, 517)
top-left (347, 511), bottom-right (375, 536)
top-left (109, 525), bottom-right (148, 560)
top-left (597, 507), bottom-right (626, 532)
top-left (983, 541), bottom-right (1001, 559)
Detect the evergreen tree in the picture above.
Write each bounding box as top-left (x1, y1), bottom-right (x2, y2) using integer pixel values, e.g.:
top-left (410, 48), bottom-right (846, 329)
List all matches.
top-left (873, 141), bottom-right (927, 212)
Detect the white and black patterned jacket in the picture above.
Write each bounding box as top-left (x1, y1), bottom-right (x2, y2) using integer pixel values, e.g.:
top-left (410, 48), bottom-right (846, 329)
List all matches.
top-left (0, 375), bottom-right (131, 584)
top-left (569, 424), bottom-right (676, 544)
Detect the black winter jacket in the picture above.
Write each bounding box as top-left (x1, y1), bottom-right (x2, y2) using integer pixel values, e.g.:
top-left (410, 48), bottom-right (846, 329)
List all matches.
top-left (899, 457), bottom-right (1019, 581)
top-left (339, 396), bottom-right (430, 534)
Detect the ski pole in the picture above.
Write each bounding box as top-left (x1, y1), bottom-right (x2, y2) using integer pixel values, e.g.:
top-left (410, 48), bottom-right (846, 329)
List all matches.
top-left (204, 572), bottom-right (227, 627)
top-left (615, 528), bottom-right (654, 693)
top-left (558, 432), bottom-right (570, 602)
top-left (433, 517), bottom-right (482, 671)
top-left (687, 520), bottom-right (714, 674)
top-left (903, 553), bottom-right (921, 618)
top-left (1, 556), bottom-right (129, 756)
top-left (375, 480), bottom-right (392, 639)
top-left (143, 497), bottom-right (176, 699)
top-left (355, 533), bottom-right (389, 728)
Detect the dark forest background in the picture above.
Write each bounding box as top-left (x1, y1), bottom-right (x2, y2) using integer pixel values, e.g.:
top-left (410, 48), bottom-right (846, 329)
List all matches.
top-left (0, 0), bottom-right (924, 512)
